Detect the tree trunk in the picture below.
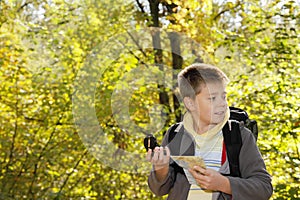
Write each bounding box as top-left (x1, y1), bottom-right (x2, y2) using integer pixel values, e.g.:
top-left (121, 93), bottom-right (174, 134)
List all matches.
top-left (168, 31), bottom-right (183, 122)
top-left (149, 0), bottom-right (171, 121)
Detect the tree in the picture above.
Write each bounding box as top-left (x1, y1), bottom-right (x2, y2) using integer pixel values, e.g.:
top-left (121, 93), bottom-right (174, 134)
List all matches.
top-left (210, 1), bottom-right (300, 199)
top-left (0, 0), bottom-right (299, 199)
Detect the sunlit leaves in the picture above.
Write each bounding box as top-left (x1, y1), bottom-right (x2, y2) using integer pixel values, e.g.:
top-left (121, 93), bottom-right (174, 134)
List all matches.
top-left (0, 0), bottom-right (299, 199)
top-left (214, 1), bottom-right (299, 199)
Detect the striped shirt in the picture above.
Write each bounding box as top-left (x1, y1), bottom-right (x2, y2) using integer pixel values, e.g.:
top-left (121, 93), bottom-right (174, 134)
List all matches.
top-left (182, 108), bottom-right (230, 200)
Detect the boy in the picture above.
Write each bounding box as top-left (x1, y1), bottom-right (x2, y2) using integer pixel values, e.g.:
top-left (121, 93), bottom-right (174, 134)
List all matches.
top-left (146, 63), bottom-right (273, 200)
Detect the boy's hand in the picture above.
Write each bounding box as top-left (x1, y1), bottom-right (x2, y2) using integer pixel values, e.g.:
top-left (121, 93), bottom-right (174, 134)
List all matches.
top-left (188, 166), bottom-right (231, 194)
top-left (146, 147), bottom-right (170, 182)
top-left (146, 146), bottom-right (170, 170)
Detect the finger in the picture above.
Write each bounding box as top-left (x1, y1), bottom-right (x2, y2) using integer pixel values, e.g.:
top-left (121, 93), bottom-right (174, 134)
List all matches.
top-left (193, 166), bottom-right (206, 175)
top-left (164, 146), bottom-right (170, 157)
top-left (158, 147), bottom-right (166, 160)
top-left (189, 170), bottom-right (209, 187)
top-left (152, 150), bottom-right (159, 162)
top-left (189, 168), bottom-right (205, 180)
top-left (146, 149), bottom-right (152, 161)
top-left (196, 177), bottom-right (208, 189)
top-left (154, 146), bottom-right (160, 151)
top-left (188, 168), bottom-right (198, 178)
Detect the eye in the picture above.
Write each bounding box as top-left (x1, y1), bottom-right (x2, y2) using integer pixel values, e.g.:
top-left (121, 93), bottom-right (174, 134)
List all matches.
top-left (209, 96), bottom-right (216, 101)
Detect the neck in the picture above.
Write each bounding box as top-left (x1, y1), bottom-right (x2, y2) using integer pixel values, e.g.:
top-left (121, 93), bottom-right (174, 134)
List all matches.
top-left (192, 120), bottom-right (216, 135)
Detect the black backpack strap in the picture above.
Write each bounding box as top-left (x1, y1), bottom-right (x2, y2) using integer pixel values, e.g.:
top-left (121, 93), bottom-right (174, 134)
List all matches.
top-left (166, 123), bottom-right (186, 175)
top-left (222, 120), bottom-right (242, 177)
top-left (246, 119), bottom-right (258, 141)
top-left (167, 123), bottom-right (184, 154)
top-left (229, 106), bottom-right (249, 122)
top-left (166, 123), bottom-right (181, 142)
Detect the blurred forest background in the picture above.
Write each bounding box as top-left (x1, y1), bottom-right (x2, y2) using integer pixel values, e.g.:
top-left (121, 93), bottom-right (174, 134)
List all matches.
top-left (0, 0), bottom-right (299, 199)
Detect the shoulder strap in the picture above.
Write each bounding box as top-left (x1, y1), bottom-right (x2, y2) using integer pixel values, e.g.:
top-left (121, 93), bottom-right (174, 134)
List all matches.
top-left (167, 123), bottom-right (185, 175)
top-left (167, 123), bottom-right (181, 143)
top-left (222, 121), bottom-right (242, 177)
top-left (167, 123), bottom-right (184, 154)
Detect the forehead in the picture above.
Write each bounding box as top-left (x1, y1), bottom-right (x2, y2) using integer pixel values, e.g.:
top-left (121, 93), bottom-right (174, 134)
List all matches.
top-left (200, 82), bottom-right (226, 94)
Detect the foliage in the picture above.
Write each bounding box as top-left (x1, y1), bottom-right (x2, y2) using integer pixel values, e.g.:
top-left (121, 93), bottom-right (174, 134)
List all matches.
top-left (212, 1), bottom-right (300, 199)
top-left (0, 0), bottom-right (299, 199)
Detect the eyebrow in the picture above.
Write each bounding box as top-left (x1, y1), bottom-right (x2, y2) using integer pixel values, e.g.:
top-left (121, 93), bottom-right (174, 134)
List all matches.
top-left (209, 92), bottom-right (227, 95)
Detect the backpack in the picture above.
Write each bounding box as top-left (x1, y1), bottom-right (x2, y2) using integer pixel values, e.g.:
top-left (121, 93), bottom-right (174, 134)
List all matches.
top-left (144, 106), bottom-right (258, 177)
top-left (228, 106), bottom-right (258, 140)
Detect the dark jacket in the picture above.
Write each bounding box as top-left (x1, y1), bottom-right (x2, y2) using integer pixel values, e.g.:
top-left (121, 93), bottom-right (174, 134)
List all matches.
top-left (148, 122), bottom-right (273, 200)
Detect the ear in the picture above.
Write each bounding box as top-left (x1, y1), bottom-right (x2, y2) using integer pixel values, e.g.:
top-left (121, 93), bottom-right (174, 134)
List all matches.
top-left (183, 97), bottom-right (195, 111)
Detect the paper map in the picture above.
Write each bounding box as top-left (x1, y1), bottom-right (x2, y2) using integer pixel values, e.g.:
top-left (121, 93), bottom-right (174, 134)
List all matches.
top-left (171, 156), bottom-right (206, 185)
top-left (171, 156), bottom-right (206, 169)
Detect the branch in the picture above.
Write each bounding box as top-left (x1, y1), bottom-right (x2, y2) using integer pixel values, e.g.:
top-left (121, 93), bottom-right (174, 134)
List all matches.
top-left (213, 8), bottom-right (230, 20)
top-left (17, 1), bottom-right (32, 12)
top-left (135, 0), bottom-right (145, 13)
top-left (3, 66), bottom-right (20, 191)
top-left (55, 149), bottom-right (89, 197)
top-left (27, 116), bottom-right (63, 198)
top-left (125, 29), bottom-right (148, 58)
top-left (213, 1), bottom-right (242, 21)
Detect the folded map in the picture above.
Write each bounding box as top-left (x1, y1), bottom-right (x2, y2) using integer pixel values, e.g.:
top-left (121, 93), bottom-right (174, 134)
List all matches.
top-left (171, 156), bottom-right (206, 169)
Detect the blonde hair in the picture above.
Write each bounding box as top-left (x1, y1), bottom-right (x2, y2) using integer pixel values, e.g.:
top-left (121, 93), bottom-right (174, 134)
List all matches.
top-left (177, 63), bottom-right (229, 99)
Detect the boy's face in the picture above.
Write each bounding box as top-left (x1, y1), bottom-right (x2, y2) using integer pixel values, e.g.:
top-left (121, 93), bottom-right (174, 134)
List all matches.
top-left (188, 81), bottom-right (228, 126)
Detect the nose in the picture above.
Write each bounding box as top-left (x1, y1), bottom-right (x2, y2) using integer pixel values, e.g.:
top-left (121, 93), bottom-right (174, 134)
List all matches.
top-left (219, 96), bottom-right (227, 107)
